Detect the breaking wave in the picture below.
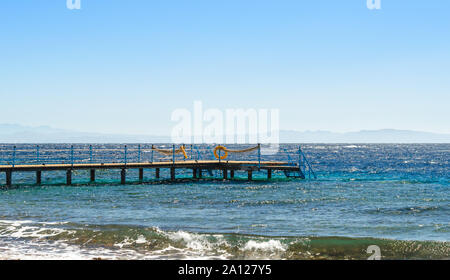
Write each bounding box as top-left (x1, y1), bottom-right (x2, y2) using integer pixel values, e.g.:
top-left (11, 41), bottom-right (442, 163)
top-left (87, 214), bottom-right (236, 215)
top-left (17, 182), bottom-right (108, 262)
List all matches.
top-left (0, 220), bottom-right (448, 260)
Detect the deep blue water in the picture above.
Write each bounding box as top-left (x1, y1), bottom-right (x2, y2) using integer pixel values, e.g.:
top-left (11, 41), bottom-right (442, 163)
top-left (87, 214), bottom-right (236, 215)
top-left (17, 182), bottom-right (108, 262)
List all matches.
top-left (0, 144), bottom-right (448, 259)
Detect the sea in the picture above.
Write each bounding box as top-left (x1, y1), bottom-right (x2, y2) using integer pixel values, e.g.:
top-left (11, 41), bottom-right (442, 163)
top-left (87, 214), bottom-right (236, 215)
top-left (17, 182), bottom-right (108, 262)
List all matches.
top-left (0, 143), bottom-right (448, 260)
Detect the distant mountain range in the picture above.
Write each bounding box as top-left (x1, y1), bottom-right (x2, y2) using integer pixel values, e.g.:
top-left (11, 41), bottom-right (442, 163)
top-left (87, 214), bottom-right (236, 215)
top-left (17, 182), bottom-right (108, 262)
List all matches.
top-left (0, 124), bottom-right (449, 143)
top-left (0, 124), bottom-right (168, 143)
top-left (279, 129), bottom-right (450, 143)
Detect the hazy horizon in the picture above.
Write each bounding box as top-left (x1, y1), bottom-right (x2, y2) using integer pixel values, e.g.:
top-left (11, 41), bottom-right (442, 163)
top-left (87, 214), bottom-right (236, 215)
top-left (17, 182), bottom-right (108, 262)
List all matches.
top-left (1, 123), bottom-right (449, 143)
top-left (1, 122), bottom-right (450, 136)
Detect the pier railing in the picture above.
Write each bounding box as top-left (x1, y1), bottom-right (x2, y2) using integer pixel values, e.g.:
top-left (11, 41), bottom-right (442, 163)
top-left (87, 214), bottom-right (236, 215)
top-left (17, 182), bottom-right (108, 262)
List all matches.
top-left (0, 144), bottom-right (316, 179)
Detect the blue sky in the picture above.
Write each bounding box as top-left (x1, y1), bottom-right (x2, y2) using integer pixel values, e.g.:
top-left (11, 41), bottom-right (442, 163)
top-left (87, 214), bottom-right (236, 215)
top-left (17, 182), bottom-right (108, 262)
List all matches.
top-left (1, 0), bottom-right (449, 135)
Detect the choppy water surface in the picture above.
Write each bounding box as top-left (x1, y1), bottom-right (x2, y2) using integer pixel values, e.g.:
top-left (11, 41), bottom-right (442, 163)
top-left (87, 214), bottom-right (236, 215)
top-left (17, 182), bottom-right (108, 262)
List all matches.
top-left (0, 144), bottom-right (448, 259)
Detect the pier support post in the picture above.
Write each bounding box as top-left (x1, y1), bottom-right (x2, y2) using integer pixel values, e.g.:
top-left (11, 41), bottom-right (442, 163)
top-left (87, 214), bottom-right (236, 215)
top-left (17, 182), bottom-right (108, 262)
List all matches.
top-left (248, 170), bottom-right (253, 181)
top-left (6, 170), bottom-right (12, 186)
top-left (193, 169), bottom-right (197, 179)
top-left (90, 169), bottom-right (95, 182)
top-left (223, 169), bottom-right (228, 180)
top-left (121, 169), bottom-right (126, 184)
top-left (66, 170), bottom-right (72, 185)
top-left (198, 169), bottom-right (202, 178)
top-left (36, 171), bottom-right (42, 185)
top-left (267, 169), bottom-right (272, 179)
top-left (230, 170), bottom-right (234, 179)
top-left (155, 168), bottom-right (160, 179)
top-left (139, 168), bottom-right (144, 182)
top-left (170, 167), bottom-right (175, 181)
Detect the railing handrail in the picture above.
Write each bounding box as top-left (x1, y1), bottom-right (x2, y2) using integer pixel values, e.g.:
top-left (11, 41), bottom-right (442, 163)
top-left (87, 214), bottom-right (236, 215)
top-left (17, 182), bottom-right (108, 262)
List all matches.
top-left (299, 147), bottom-right (317, 179)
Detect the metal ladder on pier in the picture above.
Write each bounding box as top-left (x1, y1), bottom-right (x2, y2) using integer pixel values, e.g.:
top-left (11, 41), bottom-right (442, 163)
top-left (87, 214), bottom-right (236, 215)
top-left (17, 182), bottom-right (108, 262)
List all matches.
top-left (284, 146), bottom-right (317, 179)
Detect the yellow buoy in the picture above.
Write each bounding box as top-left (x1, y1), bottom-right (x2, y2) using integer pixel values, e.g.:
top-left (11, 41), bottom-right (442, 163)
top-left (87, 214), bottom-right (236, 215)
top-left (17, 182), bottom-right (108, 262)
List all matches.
top-left (213, 145), bottom-right (228, 160)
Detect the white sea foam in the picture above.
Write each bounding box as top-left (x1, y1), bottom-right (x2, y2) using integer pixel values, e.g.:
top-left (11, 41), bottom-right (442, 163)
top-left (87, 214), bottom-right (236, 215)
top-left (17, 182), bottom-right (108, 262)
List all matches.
top-left (0, 233), bottom-right (228, 260)
top-left (113, 237), bottom-right (133, 249)
top-left (0, 238), bottom-right (147, 260)
top-left (158, 229), bottom-right (231, 259)
top-left (0, 220), bottom-right (277, 260)
top-left (242, 240), bottom-right (287, 252)
top-left (166, 230), bottom-right (211, 251)
top-left (0, 220), bottom-right (74, 239)
top-left (135, 235), bottom-right (147, 244)
top-left (113, 228), bottom-right (232, 260)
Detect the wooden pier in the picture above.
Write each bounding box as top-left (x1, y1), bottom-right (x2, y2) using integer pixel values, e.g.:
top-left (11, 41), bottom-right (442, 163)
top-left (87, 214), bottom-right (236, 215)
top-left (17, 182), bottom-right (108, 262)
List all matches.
top-left (0, 160), bottom-right (304, 186)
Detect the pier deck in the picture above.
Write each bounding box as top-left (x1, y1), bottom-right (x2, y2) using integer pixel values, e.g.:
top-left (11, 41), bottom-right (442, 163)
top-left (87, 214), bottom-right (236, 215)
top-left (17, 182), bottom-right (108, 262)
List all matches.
top-left (0, 160), bottom-right (304, 186)
top-left (0, 144), bottom-right (317, 186)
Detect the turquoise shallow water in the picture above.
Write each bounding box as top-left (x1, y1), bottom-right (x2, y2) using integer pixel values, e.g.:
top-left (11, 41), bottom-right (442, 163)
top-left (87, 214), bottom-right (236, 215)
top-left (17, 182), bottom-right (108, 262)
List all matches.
top-left (0, 144), bottom-right (448, 259)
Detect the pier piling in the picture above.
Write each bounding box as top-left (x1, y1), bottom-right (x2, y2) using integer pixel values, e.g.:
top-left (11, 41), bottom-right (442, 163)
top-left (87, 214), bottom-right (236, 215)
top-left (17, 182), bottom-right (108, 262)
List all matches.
top-left (121, 169), bottom-right (126, 184)
top-left (230, 170), bottom-right (234, 179)
top-left (248, 170), bottom-right (253, 181)
top-left (155, 168), bottom-right (160, 179)
top-left (170, 167), bottom-right (175, 181)
top-left (267, 169), bottom-right (272, 179)
top-left (90, 169), bottom-right (95, 182)
top-left (139, 168), bottom-right (144, 182)
top-left (6, 170), bottom-right (12, 186)
top-left (66, 170), bottom-right (72, 185)
top-left (223, 169), bottom-right (228, 180)
top-left (36, 171), bottom-right (42, 185)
